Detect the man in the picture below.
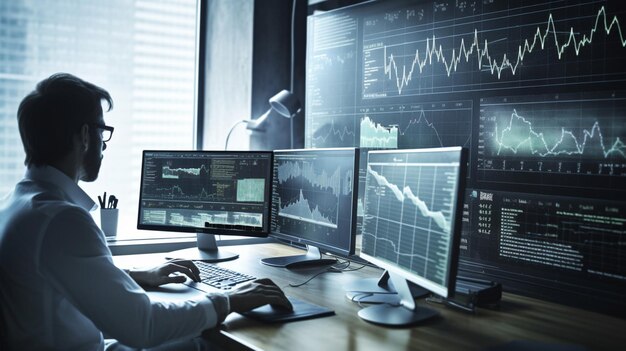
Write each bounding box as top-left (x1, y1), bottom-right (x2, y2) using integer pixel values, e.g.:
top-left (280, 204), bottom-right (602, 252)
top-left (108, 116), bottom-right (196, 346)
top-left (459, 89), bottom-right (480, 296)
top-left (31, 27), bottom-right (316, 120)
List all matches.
top-left (0, 73), bottom-right (291, 350)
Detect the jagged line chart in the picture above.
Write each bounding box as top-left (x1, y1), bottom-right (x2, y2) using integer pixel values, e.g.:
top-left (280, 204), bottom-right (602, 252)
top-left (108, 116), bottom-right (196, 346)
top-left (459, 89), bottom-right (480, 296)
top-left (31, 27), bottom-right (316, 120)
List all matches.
top-left (153, 185), bottom-right (214, 200)
top-left (275, 158), bottom-right (343, 226)
top-left (162, 164), bottom-right (208, 179)
top-left (356, 102), bottom-right (472, 149)
top-left (278, 189), bottom-right (338, 228)
top-left (277, 160), bottom-right (342, 196)
top-left (360, 116), bottom-right (399, 148)
top-left (399, 110), bottom-right (444, 146)
top-left (361, 160), bottom-right (457, 280)
top-left (367, 165), bottom-right (451, 233)
top-left (309, 118), bottom-right (355, 147)
top-left (364, 4), bottom-right (626, 96)
top-left (494, 109), bottom-right (626, 159)
top-left (477, 93), bottom-right (626, 181)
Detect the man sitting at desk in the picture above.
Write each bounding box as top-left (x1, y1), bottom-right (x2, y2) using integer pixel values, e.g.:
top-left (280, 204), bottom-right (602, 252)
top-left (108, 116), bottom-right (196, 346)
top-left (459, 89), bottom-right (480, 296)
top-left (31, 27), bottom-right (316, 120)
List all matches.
top-left (0, 73), bottom-right (292, 350)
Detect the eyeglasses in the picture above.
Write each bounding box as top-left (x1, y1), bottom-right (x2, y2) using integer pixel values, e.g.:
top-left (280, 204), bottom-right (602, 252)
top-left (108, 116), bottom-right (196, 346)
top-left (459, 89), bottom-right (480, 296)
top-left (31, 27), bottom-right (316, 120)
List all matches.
top-left (89, 123), bottom-right (115, 142)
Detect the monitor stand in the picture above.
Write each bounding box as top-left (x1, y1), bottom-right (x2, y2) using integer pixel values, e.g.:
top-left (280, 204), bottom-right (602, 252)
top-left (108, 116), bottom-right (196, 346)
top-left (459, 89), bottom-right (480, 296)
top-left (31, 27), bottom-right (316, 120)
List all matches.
top-left (260, 245), bottom-right (337, 268)
top-left (166, 233), bottom-right (238, 262)
top-left (345, 271), bottom-right (429, 304)
top-left (358, 272), bottom-right (438, 327)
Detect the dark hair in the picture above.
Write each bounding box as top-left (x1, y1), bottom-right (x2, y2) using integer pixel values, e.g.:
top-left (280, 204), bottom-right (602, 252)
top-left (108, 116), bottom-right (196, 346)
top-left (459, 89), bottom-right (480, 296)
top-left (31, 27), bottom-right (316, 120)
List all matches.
top-left (17, 73), bottom-right (113, 167)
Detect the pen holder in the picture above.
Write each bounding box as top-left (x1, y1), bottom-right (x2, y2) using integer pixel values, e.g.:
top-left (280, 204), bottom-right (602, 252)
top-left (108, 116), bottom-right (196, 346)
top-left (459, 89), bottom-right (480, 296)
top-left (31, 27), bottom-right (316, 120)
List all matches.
top-left (100, 208), bottom-right (119, 237)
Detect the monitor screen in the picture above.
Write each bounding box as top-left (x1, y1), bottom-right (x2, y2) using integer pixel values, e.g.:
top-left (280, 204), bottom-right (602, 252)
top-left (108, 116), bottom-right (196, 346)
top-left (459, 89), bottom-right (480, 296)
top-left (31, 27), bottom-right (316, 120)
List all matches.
top-left (360, 147), bottom-right (466, 297)
top-left (304, 0), bottom-right (626, 316)
top-left (269, 148), bottom-right (359, 257)
top-left (137, 150), bottom-right (272, 236)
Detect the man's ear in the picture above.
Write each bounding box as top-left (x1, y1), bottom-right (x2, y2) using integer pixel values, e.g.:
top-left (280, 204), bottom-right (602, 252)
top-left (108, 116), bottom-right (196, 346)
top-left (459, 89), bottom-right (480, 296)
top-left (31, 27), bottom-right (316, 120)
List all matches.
top-left (79, 124), bottom-right (90, 152)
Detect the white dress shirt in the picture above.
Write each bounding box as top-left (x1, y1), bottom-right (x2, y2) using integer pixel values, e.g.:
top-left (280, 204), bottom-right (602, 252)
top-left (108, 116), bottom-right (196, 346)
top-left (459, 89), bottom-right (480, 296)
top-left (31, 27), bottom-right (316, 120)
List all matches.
top-left (0, 166), bottom-right (226, 350)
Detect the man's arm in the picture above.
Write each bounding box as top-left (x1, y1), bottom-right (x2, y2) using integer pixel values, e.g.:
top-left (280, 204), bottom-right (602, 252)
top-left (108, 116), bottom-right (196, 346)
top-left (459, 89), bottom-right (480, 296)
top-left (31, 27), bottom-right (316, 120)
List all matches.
top-left (39, 207), bottom-right (222, 348)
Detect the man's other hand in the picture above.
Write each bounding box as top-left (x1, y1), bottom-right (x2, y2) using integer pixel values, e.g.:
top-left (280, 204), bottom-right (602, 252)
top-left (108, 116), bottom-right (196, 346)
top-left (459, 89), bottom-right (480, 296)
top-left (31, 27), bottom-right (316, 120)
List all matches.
top-left (227, 278), bottom-right (292, 313)
top-left (128, 259), bottom-right (201, 287)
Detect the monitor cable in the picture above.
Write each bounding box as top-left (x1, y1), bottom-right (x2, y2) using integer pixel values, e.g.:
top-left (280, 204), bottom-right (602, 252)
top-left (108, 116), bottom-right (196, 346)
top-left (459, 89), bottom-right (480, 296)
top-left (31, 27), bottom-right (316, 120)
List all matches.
top-left (286, 258), bottom-right (367, 288)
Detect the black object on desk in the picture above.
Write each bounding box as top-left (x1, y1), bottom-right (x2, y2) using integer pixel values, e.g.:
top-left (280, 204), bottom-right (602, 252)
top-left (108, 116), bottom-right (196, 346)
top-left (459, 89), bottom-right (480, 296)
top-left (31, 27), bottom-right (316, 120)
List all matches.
top-left (438, 276), bottom-right (502, 313)
top-left (241, 296), bottom-right (334, 323)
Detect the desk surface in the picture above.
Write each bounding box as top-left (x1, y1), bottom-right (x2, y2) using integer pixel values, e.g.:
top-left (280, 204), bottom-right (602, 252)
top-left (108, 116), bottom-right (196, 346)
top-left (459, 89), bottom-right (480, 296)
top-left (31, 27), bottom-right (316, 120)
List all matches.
top-left (114, 243), bottom-right (626, 351)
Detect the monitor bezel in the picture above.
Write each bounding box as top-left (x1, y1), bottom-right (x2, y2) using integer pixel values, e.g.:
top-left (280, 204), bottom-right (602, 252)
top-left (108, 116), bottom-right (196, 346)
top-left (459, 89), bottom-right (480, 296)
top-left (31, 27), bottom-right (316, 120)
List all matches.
top-left (269, 147), bottom-right (360, 258)
top-left (137, 150), bottom-right (273, 238)
top-left (359, 147), bottom-right (467, 298)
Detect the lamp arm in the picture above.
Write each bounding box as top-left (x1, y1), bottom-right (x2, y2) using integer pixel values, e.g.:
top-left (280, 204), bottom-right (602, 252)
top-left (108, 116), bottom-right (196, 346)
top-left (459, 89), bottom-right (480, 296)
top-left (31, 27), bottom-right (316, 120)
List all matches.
top-left (224, 120), bottom-right (249, 150)
top-left (245, 109), bottom-right (271, 131)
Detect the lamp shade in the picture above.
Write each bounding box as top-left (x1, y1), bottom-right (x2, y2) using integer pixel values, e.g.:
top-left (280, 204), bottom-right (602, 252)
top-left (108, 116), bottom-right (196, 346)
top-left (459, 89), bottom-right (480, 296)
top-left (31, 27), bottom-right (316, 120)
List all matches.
top-left (269, 89), bottom-right (301, 118)
top-left (246, 90), bottom-right (301, 131)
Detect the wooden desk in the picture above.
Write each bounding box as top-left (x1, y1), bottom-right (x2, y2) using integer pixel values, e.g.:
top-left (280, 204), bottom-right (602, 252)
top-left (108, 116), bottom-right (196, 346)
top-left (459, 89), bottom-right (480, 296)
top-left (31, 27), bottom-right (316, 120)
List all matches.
top-left (114, 243), bottom-right (626, 351)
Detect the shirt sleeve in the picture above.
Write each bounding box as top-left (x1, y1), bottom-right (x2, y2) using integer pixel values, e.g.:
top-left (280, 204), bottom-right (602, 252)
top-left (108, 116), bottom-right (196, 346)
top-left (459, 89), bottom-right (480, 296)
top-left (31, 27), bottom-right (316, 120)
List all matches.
top-left (39, 206), bottom-right (223, 348)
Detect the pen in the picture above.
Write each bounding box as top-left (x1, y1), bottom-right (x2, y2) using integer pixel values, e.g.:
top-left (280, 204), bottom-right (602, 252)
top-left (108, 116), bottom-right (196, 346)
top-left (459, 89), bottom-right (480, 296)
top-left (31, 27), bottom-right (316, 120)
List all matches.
top-left (98, 192), bottom-right (107, 208)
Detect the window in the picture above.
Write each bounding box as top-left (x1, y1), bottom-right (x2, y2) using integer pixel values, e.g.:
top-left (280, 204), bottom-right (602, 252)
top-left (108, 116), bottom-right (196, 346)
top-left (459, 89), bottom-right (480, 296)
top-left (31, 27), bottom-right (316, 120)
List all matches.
top-left (0, 0), bottom-right (200, 240)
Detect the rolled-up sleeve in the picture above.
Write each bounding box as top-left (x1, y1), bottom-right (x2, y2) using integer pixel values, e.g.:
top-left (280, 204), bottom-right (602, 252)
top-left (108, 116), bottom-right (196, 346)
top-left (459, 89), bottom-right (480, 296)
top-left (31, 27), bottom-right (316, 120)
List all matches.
top-left (39, 207), bottom-right (222, 348)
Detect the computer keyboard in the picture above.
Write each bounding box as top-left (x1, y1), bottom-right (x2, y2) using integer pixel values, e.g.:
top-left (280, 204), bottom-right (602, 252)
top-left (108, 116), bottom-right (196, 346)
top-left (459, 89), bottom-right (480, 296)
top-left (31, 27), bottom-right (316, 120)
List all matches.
top-left (194, 261), bottom-right (256, 290)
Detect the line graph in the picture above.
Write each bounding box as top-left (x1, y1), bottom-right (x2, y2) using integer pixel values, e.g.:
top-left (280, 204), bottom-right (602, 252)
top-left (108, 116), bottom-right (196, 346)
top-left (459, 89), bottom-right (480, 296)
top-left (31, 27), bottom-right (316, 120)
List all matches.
top-left (162, 164), bottom-right (208, 179)
top-left (362, 2), bottom-right (626, 96)
top-left (277, 160), bottom-right (342, 196)
top-left (274, 156), bottom-right (347, 226)
top-left (271, 150), bottom-right (356, 249)
top-left (154, 185), bottom-right (209, 199)
top-left (360, 116), bottom-right (398, 148)
top-left (278, 189), bottom-right (337, 228)
top-left (168, 209), bottom-right (263, 228)
top-left (477, 92), bottom-right (626, 186)
top-left (494, 110), bottom-right (626, 158)
top-left (367, 165), bottom-right (450, 233)
top-left (361, 150), bottom-right (461, 284)
top-left (397, 103), bottom-right (472, 149)
top-left (152, 181), bottom-right (228, 202)
top-left (355, 101), bottom-right (472, 150)
top-left (309, 117), bottom-right (356, 148)
top-left (399, 111), bottom-right (443, 146)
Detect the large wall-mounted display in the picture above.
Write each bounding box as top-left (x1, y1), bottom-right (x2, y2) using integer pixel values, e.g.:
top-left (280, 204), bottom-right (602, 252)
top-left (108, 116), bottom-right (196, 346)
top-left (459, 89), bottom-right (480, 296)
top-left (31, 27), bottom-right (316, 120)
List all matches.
top-left (304, 0), bottom-right (626, 316)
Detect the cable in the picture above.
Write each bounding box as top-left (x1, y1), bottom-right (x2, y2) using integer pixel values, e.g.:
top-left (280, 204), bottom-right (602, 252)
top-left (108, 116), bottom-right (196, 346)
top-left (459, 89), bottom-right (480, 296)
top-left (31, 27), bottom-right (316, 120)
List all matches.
top-left (325, 251), bottom-right (382, 270)
top-left (350, 292), bottom-right (374, 309)
top-left (290, 0), bottom-right (296, 93)
top-left (224, 120), bottom-right (247, 150)
top-left (337, 264), bottom-right (367, 272)
top-left (289, 0), bottom-right (297, 148)
top-left (288, 268), bottom-right (339, 288)
top-left (286, 257), bottom-right (367, 288)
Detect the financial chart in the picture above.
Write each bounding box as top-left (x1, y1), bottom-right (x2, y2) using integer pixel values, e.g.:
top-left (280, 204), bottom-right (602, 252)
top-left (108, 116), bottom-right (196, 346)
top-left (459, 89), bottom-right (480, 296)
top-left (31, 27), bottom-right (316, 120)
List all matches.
top-left (304, 0), bottom-right (626, 316)
top-left (276, 158), bottom-right (343, 227)
top-left (362, 151), bottom-right (461, 287)
top-left (139, 152), bottom-right (271, 231)
top-left (271, 149), bottom-right (357, 253)
top-left (478, 92), bottom-right (626, 189)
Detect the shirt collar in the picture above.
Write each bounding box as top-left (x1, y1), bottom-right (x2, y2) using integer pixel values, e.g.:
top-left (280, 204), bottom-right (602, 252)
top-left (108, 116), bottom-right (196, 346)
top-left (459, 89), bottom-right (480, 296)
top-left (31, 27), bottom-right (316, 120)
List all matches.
top-left (25, 166), bottom-right (98, 212)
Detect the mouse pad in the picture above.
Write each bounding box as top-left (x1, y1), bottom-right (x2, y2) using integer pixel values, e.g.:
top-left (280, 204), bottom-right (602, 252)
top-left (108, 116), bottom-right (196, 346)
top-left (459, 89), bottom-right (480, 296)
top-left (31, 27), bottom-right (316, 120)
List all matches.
top-left (240, 296), bottom-right (335, 323)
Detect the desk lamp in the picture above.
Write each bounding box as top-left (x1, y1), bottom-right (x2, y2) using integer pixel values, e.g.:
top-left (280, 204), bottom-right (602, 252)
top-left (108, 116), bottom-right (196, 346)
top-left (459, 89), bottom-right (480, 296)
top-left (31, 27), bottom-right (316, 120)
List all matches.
top-left (225, 89), bottom-right (301, 150)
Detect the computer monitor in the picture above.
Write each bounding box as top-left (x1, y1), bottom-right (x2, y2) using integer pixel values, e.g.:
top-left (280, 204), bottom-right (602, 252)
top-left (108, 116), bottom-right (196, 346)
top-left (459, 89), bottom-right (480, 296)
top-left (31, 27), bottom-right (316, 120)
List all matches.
top-left (261, 148), bottom-right (359, 268)
top-left (137, 150), bottom-right (273, 262)
top-left (358, 147), bottom-right (467, 326)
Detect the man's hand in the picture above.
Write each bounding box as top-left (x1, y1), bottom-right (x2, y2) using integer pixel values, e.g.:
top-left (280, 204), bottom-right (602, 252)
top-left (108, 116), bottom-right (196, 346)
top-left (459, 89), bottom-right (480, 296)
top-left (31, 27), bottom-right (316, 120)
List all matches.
top-left (128, 259), bottom-right (201, 287)
top-left (227, 278), bottom-right (292, 313)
